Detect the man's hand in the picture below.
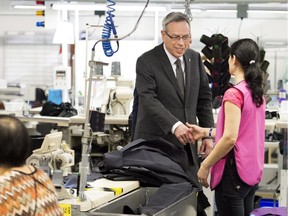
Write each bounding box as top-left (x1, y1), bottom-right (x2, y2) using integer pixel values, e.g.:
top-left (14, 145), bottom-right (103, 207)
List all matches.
top-left (185, 123), bottom-right (214, 157)
top-left (185, 123), bottom-right (205, 140)
top-left (200, 138), bottom-right (214, 158)
top-left (174, 123), bottom-right (195, 145)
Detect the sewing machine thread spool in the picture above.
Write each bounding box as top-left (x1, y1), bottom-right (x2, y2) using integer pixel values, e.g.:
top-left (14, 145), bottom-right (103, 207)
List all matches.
top-left (94, 64), bottom-right (104, 76)
top-left (111, 61), bottom-right (121, 77)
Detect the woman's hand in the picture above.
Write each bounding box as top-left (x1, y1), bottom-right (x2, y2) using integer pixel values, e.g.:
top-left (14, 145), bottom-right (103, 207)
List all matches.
top-left (175, 123), bottom-right (195, 145)
top-left (186, 123), bottom-right (205, 140)
top-left (197, 164), bottom-right (210, 188)
top-left (200, 138), bottom-right (214, 158)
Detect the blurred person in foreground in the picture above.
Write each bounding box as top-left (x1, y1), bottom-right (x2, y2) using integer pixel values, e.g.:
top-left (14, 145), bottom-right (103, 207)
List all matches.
top-left (187, 38), bottom-right (266, 216)
top-left (0, 115), bottom-right (63, 215)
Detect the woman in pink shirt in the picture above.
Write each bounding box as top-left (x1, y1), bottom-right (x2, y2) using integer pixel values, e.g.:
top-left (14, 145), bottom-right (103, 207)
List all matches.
top-left (187, 38), bottom-right (266, 216)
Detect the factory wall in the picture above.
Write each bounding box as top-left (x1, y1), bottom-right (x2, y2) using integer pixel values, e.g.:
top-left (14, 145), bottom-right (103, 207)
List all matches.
top-left (0, 9), bottom-right (287, 93)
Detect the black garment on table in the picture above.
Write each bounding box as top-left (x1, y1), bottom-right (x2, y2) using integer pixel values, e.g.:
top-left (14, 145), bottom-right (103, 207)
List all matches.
top-left (99, 138), bottom-right (210, 215)
top-left (40, 101), bottom-right (77, 117)
top-left (100, 138), bottom-right (192, 186)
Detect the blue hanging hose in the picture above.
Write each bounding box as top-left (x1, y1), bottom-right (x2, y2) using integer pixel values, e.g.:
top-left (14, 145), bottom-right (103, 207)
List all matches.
top-left (102, 0), bottom-right (119, 57)
top-left (91, 0), bottom-right (149, 56)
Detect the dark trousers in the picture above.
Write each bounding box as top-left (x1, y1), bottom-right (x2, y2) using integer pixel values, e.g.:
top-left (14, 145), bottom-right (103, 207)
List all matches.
top-left (215, 154), bottom-right (258, 216)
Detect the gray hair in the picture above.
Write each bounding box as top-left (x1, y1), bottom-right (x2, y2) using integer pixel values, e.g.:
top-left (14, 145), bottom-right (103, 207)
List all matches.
top-left (162, 12), bottom-right (191, 31)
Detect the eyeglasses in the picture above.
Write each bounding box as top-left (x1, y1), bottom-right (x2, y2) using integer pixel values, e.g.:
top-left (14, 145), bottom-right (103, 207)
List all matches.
top-left (165, 31), bottom-right (191, 42)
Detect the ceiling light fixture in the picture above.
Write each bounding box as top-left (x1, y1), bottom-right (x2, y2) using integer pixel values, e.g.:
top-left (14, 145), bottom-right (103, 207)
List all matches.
top-left (13, 5), bottom-right (46, 10)
top-left (172, 8), bottom-right (202, 12)
top-left (248, 10), bottom-right (288, 14)
top-left (52, 2), bottom-right (166, 12)
top-left (52, 2), bottom-right (106, 11)
top-left (206, 9), bottom-right (237, 12)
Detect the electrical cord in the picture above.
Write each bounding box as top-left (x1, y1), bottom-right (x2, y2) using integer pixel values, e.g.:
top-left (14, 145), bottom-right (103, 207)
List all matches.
top-left (111, 99), bottom-right (126, 115)
top-left (102, 0), bottom-right (119, 57)
top-left (273, 184), bottom-right (280, 207)
top-left (266, 173), bottom-right (278, 184)
top-left (184, 0), bottom-right (193, 21)
top-left (92, 0), bottom-right (150, 54)
top-left (238, 18), bottom-right (243, 39)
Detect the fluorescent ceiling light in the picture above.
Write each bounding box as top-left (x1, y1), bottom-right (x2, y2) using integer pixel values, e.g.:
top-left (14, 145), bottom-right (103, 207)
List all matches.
top-left (265, 42), bottom-right (286, 45)
top-left (116, 5), bottom-right (166, 12)
top-left (248, 10), bottom-right (288, 14)
top-left (13, 5), bottom-right (46, 10)
top-left (52, 2), bottom-right (165, 12)
top-left (206, 9), bottom-right (237, 12)
top-left (172, 9), bottom-right (202, 12)
top-left (52, 3), bottom-right (106, 11)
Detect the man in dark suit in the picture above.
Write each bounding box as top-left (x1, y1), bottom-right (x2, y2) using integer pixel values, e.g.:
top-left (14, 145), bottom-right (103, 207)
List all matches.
top-left (133, 12), bottom-right (214, 189)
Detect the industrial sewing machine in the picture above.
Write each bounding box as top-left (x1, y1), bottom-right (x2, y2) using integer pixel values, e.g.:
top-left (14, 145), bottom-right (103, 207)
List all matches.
top-left (26, 131), bottom-right (75, 176)
top-left (89, 76), bottom-right (134, 150)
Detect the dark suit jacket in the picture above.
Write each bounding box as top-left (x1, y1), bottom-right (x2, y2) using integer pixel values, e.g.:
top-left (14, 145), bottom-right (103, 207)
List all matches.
top-left (133, 43), bottom-right (214, 186)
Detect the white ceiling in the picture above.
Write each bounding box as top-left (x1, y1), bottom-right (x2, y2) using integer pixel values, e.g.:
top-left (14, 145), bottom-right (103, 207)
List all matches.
top-left (1, 0), bottom-right (287, 15)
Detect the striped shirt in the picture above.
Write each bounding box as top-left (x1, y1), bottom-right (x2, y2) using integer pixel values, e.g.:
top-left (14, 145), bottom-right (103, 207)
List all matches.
top-left (0, 166), bottom-right (63, 216)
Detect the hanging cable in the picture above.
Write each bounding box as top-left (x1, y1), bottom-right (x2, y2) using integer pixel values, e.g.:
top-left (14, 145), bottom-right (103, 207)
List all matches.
top-left (101, 0), bottom-right (119, 57)
top-left (184, 0), bottom-right (193, 21)
top-left (92, 0), bottom-right (150, 55)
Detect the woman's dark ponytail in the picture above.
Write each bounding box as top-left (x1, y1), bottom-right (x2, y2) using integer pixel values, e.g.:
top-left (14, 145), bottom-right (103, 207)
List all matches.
top-left (245, 61), bottom-right (264, 107)
top-left (230, 38), bottom-right (264, 107)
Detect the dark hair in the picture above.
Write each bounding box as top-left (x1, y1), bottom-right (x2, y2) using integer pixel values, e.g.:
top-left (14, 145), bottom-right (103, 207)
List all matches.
top-left (162, 12), bottom-right (190, 31)
top-left (230, 38), bottom-right (264, 107)
top-left (0, 115), bottom-right (30, 167)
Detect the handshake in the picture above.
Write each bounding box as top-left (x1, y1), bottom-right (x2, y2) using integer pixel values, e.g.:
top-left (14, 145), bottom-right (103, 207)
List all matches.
top-left (174, 122), bottom-right (214, 157)
top-left (174, 122), bottom-right (214, 144)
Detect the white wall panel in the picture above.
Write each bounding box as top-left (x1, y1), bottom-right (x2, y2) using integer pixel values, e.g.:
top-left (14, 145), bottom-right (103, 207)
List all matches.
top-left (4, 44), bottom-right (59, 87)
